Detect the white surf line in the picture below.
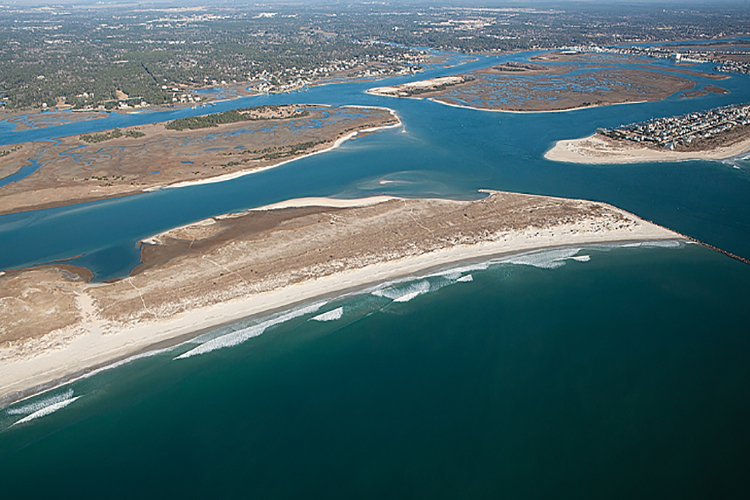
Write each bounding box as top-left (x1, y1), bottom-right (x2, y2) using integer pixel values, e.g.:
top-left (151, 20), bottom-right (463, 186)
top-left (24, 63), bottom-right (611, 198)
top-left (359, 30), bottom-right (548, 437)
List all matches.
top-left (10, 396), bottom-right (80, 427)
top-left (311, 307), bottom-right (344, 322)
top-left (6, 389), bottom-right (75, 415)
top-left (142, 110), bottom-right (403, 192)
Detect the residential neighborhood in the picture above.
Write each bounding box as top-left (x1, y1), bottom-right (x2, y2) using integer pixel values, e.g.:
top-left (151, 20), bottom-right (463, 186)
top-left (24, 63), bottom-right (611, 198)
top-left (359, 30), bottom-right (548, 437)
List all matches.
top-left (600, 103), bottom-right (750, 150)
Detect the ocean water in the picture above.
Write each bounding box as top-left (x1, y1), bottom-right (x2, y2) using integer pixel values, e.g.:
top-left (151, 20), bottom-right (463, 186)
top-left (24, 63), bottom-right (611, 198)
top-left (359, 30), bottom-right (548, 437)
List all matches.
top-left (2, 46), bottom-right (750, 497)
top-left (2, 244), bottom-right (750, 498)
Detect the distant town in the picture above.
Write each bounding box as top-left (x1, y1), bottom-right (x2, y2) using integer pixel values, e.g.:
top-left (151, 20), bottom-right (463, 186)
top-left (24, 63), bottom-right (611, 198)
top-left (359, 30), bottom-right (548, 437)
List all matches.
top-left (560, 44), bottom-right (750, 75)
top-left (2, 2), bottom-right (749, 111)
top-left (600, 103), bottom-right (750, 150)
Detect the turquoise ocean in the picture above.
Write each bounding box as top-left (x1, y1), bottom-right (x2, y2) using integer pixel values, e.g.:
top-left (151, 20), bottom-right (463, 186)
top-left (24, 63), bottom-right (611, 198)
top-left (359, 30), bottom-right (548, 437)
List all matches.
top-left (1, 47), bottom-right (750, 498)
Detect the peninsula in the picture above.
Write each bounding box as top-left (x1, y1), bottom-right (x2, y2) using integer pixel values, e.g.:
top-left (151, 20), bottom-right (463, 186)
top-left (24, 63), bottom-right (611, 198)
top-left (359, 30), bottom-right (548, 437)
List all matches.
top-left (546, 103), bottom-right (750, 164)
top-left (0, 105), bottom-right (399, 215)
top-left (0, 191), bottom-right (680, 403)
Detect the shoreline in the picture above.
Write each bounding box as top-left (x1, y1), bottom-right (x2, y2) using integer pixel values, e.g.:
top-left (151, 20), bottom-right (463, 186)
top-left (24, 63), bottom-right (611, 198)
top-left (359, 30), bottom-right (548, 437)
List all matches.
top-left (365, 83), bottom-right (655, 115)
top-left (0, 190), bottom-right (683, 405)
top-left (0, 107), bottom-right (402, 216)
top-left (428, 97), bottom-right (650, 114)
top-left (0, 234), bottom-right (685, 408)
top-left (144, 112), bottom-right (402, 192)
top-left (545, 133), bottom-right (750, 164)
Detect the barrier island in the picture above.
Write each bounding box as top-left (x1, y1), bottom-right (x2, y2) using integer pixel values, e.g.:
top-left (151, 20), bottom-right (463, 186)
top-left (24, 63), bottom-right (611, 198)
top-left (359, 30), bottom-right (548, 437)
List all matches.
top-left (0, 191), bottom-right (680, 403)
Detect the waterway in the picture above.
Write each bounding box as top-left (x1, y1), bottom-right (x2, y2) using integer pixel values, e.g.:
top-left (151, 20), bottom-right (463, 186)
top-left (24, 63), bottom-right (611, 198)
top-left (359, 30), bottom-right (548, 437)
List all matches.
top-left (1, 48), bottom-right (750, 498)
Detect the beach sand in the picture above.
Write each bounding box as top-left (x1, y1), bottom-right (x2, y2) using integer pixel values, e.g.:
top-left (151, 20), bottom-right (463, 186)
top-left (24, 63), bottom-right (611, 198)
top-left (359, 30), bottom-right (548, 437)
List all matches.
top-left (0, 191), bottom-right (681, 404)
top-left (546, 133), bottom-right (750, 164)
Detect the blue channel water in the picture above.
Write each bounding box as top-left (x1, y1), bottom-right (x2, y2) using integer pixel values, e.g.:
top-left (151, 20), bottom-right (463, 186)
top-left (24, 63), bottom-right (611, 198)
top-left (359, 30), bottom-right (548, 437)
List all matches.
top-left (1, 51), bottom-right (750, 280)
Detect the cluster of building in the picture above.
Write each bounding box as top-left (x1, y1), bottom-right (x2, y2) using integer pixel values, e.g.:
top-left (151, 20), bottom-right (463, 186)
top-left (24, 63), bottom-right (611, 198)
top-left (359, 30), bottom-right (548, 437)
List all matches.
top-left (715, 60), bottom-right (750, 75)
top-left (600, 103), bottom-right (750, 150)
top-left (246, 52), bottom-right (426, 93)
top-left (561, 45), bottom-right (750, 75)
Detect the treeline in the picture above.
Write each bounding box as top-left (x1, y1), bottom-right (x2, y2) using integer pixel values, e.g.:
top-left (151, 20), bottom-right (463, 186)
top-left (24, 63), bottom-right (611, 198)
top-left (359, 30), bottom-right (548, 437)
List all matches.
top-left (165, 106), bottom-right (307, 131)
top-left (79, 129), bottom-right (146, 143)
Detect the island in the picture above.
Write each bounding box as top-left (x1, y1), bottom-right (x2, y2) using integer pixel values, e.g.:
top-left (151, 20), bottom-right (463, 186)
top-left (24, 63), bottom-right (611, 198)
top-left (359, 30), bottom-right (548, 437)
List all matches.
top-left (0, 190), bottom-right (681, 403)
top-left (366, 56), bottom-right (701, 112)
top-left (546, 102), bottom-right (750, 164)
top-left (0, 105), bottom-right (400, 215)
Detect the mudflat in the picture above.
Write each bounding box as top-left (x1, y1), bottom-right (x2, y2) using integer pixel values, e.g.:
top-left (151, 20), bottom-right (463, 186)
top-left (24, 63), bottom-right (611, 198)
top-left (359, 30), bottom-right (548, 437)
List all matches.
top-left (367, 56), bottom-right (698, 112)
top-left (0, 105), bottom-right (399, 215)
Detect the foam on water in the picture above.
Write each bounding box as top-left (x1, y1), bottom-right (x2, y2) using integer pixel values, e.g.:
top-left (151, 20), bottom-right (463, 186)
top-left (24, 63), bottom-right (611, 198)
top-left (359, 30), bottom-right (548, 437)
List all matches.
top-left (440, 270), bottom-right (463, 280)
top-left (432, 262), bottom-right (490, 278)
top-left (79, 346), bottom-right (178, 381)
top-left (638, 240), bottom-right (683, 249)
top-left (6, 389), bottom-right (80, 426)
top-left (11, 397), bottom-right (80, 426)
top-left (504, 247), bottom-right (583, 269)
top-left (175, 302), bottom-right (325, 360)
top-left (457, 274), bottom-right (474, 282)
top-left (621, 240), bottom-right (683, 249)
top-left (373, 280), bottom-right (431, 303)
top-left (6, 389), bottom-right (75, 415)
top-left (312, 307), bottom-right (344, 322)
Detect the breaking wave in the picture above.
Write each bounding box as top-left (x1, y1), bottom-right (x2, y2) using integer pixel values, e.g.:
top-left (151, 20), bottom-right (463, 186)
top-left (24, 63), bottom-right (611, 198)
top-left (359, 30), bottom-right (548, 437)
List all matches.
top-left (630, 240), bottom-right (682, 249)
top-left (440, 270), bottom-right (463, 280)
top-left (80, 347), bottom-right (178, 381)
top-left (312, 307), bottom-right (344, 322)
top-left (175, 302), bottom-right (325, 359)
top-left (12, 397), bottom-right (80, 426)
top-left (432, 262), bottom-right (489, 279)
top-left (457, 274), bottom-right (474, 282)
top-left (7, 389), bottom-right (75, 415)
top-left (373, 280), bottom-right (431, 303)
top-left (7, 389), bottom-right (80, 426)
top-left (504, 247), bottom-right (584, 269)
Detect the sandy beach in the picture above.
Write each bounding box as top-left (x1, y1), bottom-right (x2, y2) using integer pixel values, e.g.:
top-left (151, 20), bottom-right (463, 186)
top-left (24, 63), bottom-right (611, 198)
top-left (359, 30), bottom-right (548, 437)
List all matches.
top-left (429, 98), bottom-right (650, 114)
top-left (0, 191), bottom-right (681, 404)
top-left (545, 133), bottom-right (750, 164)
